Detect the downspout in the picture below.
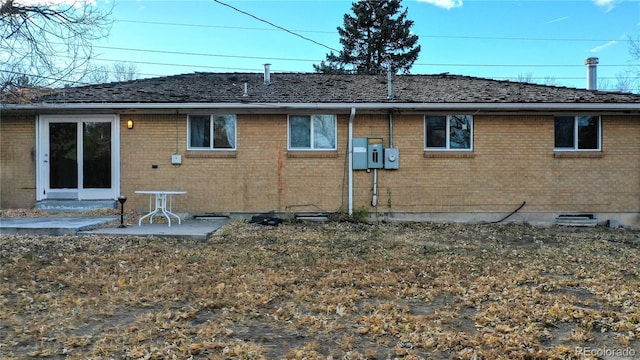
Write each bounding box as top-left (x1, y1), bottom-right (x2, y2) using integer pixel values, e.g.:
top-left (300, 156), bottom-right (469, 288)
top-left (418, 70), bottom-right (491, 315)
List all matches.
top-left (348, 107), bottom-right (356, 215)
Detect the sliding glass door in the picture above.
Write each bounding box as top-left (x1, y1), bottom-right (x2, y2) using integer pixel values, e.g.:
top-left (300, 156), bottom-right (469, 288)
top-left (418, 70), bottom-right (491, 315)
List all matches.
top-left (38, 115), bottom-right (119, 200)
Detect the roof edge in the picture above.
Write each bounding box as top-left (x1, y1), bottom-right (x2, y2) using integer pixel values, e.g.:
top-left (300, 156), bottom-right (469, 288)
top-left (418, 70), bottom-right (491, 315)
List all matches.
top-left (2, 102), bottom-right (640, 113)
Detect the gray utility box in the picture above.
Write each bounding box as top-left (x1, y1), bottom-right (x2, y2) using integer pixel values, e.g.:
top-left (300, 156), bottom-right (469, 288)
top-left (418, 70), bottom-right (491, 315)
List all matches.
top-left (367, 143), bottom-right (384, 169)
top-left (384, 148), bottom-right (399, 170)
top-left (353, 138), bottom-right (397, 170)
top-left (352, 138), bottom-right (368, 170)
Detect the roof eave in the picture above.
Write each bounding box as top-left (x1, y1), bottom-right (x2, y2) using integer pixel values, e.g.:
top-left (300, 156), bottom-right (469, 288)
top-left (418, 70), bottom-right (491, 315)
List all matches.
top-left (2, 102), bottom-right (639, 113)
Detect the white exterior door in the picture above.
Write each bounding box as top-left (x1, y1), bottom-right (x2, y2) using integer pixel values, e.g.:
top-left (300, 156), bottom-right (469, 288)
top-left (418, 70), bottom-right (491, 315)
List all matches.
top-left (37, 115), bottom-right (120, 200)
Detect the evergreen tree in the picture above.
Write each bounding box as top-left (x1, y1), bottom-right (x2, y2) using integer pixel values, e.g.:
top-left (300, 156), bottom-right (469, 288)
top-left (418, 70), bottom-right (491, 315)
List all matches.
top-left (314, 0), bottom-right (421, 75)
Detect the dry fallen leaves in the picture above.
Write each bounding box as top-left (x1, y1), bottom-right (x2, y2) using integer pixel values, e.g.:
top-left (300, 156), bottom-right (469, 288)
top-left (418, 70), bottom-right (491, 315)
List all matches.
top-left (0, 220), bottom-right (638, 359)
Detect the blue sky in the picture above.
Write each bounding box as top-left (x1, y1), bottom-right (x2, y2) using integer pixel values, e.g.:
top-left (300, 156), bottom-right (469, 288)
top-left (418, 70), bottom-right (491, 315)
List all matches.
top-left (91, 0), bottom-right (639, 91)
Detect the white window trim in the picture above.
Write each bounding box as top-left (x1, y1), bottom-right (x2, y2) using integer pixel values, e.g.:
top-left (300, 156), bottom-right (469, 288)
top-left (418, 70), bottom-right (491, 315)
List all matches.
top-left (187, 114), bottom-right (237, 151)
top-left (287, 114), bottom-right (338, 151)
top-left (554, 115), bottom-right (601, 152)
top-left (424, 115), bottom-right (474, 151)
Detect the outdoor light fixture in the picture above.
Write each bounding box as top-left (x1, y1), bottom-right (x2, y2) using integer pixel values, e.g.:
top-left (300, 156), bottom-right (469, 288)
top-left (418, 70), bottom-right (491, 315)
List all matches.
top-left (127, 119), bottom-right (134, 129)
top-left (117, 195), bottom-right (127, 228)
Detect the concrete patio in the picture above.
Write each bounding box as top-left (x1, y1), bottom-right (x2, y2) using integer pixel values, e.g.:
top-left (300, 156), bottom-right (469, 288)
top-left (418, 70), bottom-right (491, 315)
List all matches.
top-left (0, 216), bottom-right (227, 240)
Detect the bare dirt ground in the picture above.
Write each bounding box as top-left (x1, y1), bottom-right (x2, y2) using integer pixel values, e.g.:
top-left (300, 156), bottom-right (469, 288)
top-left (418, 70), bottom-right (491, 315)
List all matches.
top-left (1, 219), bottom-right (639, 359)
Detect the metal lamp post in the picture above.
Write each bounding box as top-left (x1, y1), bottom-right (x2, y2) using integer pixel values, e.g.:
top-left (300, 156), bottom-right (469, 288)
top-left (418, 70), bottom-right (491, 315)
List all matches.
top-left (117, 196), bottom-right (127, 228)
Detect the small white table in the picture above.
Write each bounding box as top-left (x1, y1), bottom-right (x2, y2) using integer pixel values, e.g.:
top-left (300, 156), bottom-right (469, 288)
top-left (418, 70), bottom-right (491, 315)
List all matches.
top-left (135, 190), bottom-right (186, 227)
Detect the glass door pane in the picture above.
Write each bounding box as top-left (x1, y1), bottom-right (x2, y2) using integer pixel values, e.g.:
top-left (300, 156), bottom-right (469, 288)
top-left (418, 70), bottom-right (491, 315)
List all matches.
top-left (49, 123), bottom-right (78, 189)
top-left (83, 122), bottom-right (112, 189)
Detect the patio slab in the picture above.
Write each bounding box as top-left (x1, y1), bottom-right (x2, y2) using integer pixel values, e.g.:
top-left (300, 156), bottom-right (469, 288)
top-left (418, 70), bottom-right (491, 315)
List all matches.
top-left (82, 221), bottom-right (227, 240)
top-left (0, 216), bottom-right (118, 236)
top-left (0, 217), bottom-right (227, 239)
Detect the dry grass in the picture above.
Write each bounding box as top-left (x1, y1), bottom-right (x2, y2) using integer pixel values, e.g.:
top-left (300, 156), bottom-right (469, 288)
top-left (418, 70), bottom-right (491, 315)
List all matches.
top-left (1, 220), bottom-right (639, 359)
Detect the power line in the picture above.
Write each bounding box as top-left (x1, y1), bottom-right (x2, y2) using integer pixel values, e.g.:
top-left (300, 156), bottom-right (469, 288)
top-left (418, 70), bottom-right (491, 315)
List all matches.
top-left (83, 57), bottom-right (638, 82)
top-left (114, 19), bottom-right (332, 34)
top-left (413, 63), bottom-right (630, 68)
top-left (87, 44), bottom-right (632, 68)
top-left (421, 34), bottom-right (629, 43)
top-left (106, 11), bottom-right (636, 78)
top-left (90, 44), bottom-right (318, 63)
top-left (90, 57), bottom-right (263, 71)
top-left (106, 6), bottom-right (636, 85)
top-left (211, 0), bottom-right (339, 53)
top-left (0, 69), bottom-right (90, 86)
top-left (114, 18), bottom-right (626, 43)
top-left (89, 55), bottom-right (633, 70)
top-left (3, 69), bottom-right (638, 92)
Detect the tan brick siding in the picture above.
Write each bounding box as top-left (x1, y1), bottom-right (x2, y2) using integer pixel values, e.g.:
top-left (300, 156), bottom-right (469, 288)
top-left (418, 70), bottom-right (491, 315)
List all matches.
top-left (352, 114), bottom-right (640, 214)
top-left (2, 112), bottom-right (639, 217)
top-left (121, 114), bottom-right (349, 214)
top-left (0, 116), bottom-right (36, 208)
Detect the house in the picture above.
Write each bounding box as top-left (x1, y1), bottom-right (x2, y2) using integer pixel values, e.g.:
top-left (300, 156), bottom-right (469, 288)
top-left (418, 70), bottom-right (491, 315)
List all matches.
top-left (2, 67), bottom-right (639, 227)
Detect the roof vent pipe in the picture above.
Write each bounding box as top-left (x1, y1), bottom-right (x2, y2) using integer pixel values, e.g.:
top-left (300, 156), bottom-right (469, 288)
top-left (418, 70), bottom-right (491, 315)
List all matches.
top-left (264, 63), bottom-right (271, 85)
top-left (585, 57), bottom-right (598, 90)
top-left (387, 65), bottom-right (393, 100)
top-left (243, 82), bottom-right (248, 97)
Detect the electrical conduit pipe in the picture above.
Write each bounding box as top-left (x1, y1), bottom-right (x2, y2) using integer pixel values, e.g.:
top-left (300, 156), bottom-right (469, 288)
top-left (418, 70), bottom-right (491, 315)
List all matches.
top-left (371, 169), bottom-right (378, 207)
top-left (348, 107), bottom-right (356, 215)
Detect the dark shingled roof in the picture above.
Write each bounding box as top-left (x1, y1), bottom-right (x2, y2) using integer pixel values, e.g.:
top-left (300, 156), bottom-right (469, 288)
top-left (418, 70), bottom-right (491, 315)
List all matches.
top-left (18, 72), bottom-right (640, 104)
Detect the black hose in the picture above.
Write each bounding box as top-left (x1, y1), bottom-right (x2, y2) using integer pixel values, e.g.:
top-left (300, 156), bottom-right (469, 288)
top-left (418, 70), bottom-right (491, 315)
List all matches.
top-left (490, 201), bottom-right (526, 224)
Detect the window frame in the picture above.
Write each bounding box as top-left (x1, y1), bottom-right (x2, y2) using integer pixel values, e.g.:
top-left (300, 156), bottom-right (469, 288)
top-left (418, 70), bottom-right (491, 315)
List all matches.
top-left (424, 115), bottom-right (474, 151)
top-left (287, 114), bottom-right (338, 151)
top-left (187, 114), bottom-right (237, 151)
top-left (553, 115), bottom-right (601, 152)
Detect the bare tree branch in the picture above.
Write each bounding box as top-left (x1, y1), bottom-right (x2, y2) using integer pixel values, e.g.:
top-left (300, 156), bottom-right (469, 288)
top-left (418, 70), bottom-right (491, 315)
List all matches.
top-left (1, 0), bottom-right (112, 90)
top-left (84, 62), bottom-right (139, 84)
top-left (629, 35), bottom-right (640, 62)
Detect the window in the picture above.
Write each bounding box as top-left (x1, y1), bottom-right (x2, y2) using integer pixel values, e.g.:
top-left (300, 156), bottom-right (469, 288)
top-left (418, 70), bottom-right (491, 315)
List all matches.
top-left (288, 114), bottom-right (337, 150)
top-left (554, 115), bottom-right (600, 151)
top-left (425, 115), bottom-right (473, 150)
top-left (188, 114), bottom-right (236, 150)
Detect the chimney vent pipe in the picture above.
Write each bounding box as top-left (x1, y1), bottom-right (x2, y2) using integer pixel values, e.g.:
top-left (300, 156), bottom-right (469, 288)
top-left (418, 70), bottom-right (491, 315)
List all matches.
top-left (387, 65), bottom-right (393, 100)
top-left (264, 63), bottom-right (271, 85)
top-left (585, 57), bottom-right (598, 90)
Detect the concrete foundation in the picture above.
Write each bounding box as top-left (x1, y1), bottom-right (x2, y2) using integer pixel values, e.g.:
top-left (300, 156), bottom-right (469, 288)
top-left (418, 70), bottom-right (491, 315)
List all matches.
top-left (35, 200), bottom-right (117, 212)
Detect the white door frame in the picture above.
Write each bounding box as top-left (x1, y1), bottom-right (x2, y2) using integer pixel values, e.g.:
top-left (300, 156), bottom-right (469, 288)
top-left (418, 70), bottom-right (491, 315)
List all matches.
top-left (36, 114), bottom-right (121, 201)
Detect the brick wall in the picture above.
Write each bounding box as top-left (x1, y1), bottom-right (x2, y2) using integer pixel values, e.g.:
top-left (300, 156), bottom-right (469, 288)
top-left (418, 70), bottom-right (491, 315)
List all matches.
top-left (352, 114), bottom-right (639, 215)
top-left (121, 112), bottom-right (639, 216)
top-left (2, 112), bottom-right (639, 218)
top-left (0, 116), bottom-right (36, 208)
top-left (121, 114), bottom-right (349, 214)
